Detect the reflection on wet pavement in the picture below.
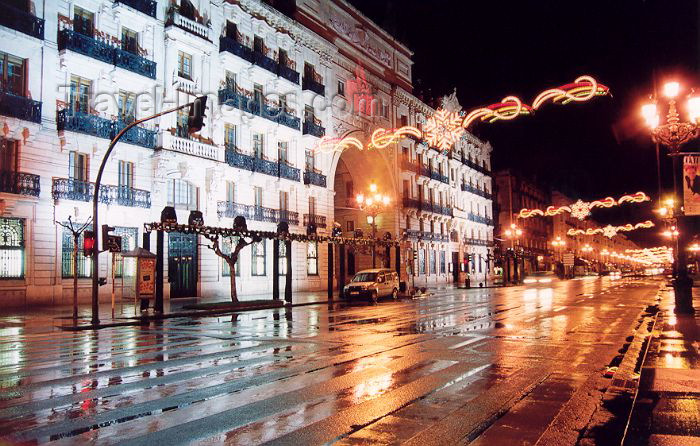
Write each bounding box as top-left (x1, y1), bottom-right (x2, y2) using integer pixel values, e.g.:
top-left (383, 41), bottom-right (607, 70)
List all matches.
top-left (0, 278), bottom-right (661, 445)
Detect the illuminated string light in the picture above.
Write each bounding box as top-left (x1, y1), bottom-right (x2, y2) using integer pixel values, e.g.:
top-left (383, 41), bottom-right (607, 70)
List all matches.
top-left (567, 220), bottom-right (655, 238)
top-left (313, 135), bottom-right (364, 154)
top-left (532, 75), bottom-right (610, 109)
top-left (423, 108), bottom-right (465, 152)
top-left (519, 192), bottom-right (650, 220)
top-left (462, 96), bottom-right (532, 130)
top-left (367, 126), bottom-right (422, 150)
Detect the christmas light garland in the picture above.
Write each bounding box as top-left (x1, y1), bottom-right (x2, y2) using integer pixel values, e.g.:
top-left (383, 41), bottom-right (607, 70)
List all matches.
top-left (367, 126), bottom-right (423, 150)
top-left (532, 76), bottom-right (610, 109)
top-left (423, 109), bottom-right (466, 152)
top-left (518, 192), bottom-right (650, 220)
top-left (462, 96), bottom-right (532, 130)
top-left (143, 222), bottom-right (402, 247)
top-left (567, 220), bottom-right (655, 238)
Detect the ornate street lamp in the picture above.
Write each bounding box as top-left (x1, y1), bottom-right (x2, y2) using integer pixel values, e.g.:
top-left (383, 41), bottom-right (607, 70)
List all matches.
top-left (504, 223), bottom-right (523, 283)
top-left (356, 182), bottom-right (391, 267)
top-left (642, 81), bottom-right (699, 313)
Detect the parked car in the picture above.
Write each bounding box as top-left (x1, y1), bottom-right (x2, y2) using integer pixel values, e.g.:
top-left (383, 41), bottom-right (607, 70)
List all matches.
top-left (522, 270), bottom-right (557, 285)
top-left (344, 268), bottom-right (399, 303)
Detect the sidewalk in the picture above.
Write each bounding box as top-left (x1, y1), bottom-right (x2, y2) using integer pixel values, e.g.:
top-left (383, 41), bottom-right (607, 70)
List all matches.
top-left (624, 287), bottom-right (700, 444)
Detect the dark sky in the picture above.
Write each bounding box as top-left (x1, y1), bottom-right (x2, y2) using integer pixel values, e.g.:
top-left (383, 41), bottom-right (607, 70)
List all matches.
top-left (349, 0), bottom-right (699, 245)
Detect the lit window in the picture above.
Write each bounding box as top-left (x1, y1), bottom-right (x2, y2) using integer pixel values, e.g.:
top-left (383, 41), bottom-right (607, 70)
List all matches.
top-left (114, 227), bottom-right (137, 278)
top-left (224, 124), bottom-right (237, 151)
top-left (62, 223), bottom-right (91, 278)
top-left (0, 217), bottom-right (24, 278)
top-left (0, 52), bottom-right (26, 97)
top-left (429, 250), bottom-right (436, 275)
top-left (418, 249), bottom-right (425, 275)
top-left (307, 242), bottom-right (318, 275)
top-left (252, 239), bottom-right (266, 276)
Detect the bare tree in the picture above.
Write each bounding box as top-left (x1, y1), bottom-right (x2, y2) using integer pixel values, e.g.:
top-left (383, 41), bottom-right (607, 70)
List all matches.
top-left (56, 216), bottom-right (92, 320)
top-left (203, 233), bottom-right (260, 303)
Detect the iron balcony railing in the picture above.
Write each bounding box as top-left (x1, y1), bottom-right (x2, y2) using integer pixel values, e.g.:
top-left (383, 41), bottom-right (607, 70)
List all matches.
top-left (405, 230), bottom-right (449, 242)
top-left (303, 170), bottom-right (326, 187)
top-left (400, 159), bottom-right (421, 175)
top-left (253, 50), bottom-right (279, 74)
top-left (278, 64), bottom-right (299, 84)
top-left (0, 91), bottom-right (41, 123)
top-left (302, 76), bottom-right (325, 96)
top-left (216, 201), bottom-right (299, 225)
top-left (462, 157), bottom-right (491, 175)
top-left (0, 171), bottom-right (40, 197)
top-left (430, 170), bottom-right (449, 184)
top-left (464, 238), bottom-right (489, 246)
top-left (219, 35), bottom-right (254, 63)
top-left (114, 0), bottom-right (158, 18)
top-left (52, 178), bottom-right (150, 208)
top-left (467, 213), bottom-right (494, 226)
top-left (57, 110), bottom-right (157, 148)
top-left (219, 88), bottom-right (300, 130)
top-left (225, 150), bottom-right (301, 182)
top-left (461, 183), bottom-right (492, 199)
top-left (58, 29), bottom-right (156, 79)
top-left (0, 4), bottom-right (44, 39)
top-left (402, 197), bottom-right (452, 217)
top-left (303, 214), bottom-right (327, 228)
top-left (302, 119), bottom-right (325, 137)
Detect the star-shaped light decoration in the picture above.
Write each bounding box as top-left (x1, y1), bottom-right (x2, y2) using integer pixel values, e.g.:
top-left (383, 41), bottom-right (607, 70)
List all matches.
top-left (602, 225), bottom-right (618, 239)
top-left (423, 108), bottom-right (465, 153)
top-left (569, 199), bottom-right (591, 220)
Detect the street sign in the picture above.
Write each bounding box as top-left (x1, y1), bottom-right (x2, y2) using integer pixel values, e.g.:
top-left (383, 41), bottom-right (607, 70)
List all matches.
top-left (563, 253), bottom-right (575, 266)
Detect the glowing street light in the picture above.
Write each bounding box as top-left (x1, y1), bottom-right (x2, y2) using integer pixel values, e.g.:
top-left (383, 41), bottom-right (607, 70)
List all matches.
top-left (356, 182), bottom-right (391, 267)
top-left (641, 80), bottom-right (698, 313)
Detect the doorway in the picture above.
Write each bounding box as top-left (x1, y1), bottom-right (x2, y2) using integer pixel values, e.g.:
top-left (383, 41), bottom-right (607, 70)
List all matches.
top-left (168, 233), bottom-right (198, 298)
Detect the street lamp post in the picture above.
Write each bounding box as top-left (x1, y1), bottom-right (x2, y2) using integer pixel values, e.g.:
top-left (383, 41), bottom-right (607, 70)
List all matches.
top-left (642, 81), bottom-right (699, 314)
top-left (551, 236), bottom-right (566, 278)
top-left (504, 223), bottom-right (523, 284)
top-left (356, 182), bottom-right (391, 268)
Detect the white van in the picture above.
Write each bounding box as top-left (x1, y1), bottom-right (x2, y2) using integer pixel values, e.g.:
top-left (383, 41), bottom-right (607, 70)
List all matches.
top-left (343, 268), bottom-right (400, 303)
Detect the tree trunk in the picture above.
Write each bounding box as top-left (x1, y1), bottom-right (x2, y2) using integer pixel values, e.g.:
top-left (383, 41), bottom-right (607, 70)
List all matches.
top-left (228, 260), bottom-right (239, 303)
top-left (73, 235), bottom-right (79, 320)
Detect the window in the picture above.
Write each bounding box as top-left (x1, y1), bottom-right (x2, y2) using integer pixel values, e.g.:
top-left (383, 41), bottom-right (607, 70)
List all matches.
top-left (337, 79), bottom-right (345, 97)
top-left (347, 220), bottom-right (354, 232)
top-left (253, 36), bottom-right (264, 53)
top-left (0, 217), bottom-right (24, 278)
top-left (0, 52), bottom-right (25, 96)
top-left (278, 141), bottom-right (288, 164)
top-left (226, 181), bottom-right (235, 204)
top-left (121, 27), bottom-right (138, 54)
top-left (254, 186), bottom-right (263, 207)
top-left (0, 139), bottom-right (18, 172)
top-left (278, 49), bottom-right (288, 66)
top-left (225, 71), bottom-right (237, 91)
top-left (278, 241), bottom-right (287, 276)
top-left (308, 196), bottom-right (316, 216)
top-left (251, 239), bottom-right (266, 276)
top-left (382, 102), bottom-right (389, 118)
top-left (403, 180), bottom-right (410, 198)
top-left (118, 161), bottom-right (133, 200)
top-left (177, 51), bottom-right (192, 79)
top-left (253, 133), bottom-right (264, 158)
top-left (225, 21), bottom-right (238, 39)
top-left (253, 83), bottom-right (263, 104)
top-left (224, 124), bottom-right (237, 151)
top-left (400, 115), bottom-right (408, 127)
top-left (118, 91), bottom-right (136, 123)
top-left (69, 151), bottom-right (88, 182)
top-left (418, 249), bottom-right (425, 275)
top-left (279, 191), bottom-right (289, 218)
top-left (478, 254), bottom-right (483, 273)
top-left (69, 76), bottom-right (91, 113)
top-left (304, 105), bottom-right (315, 122)
top-left (440, 251), bottom-right (446, 274)
top-left (221, 236), bottom-right (241, 277)
top-left (167, 178), bottom-right (198, 210)
top-left (176, 108), bottom-right (189, 137)
top-left (307, 242), bottom-right (318, 275)
top-left (305, 150), bottom-right (315, 171)
top-left (62, 223), bottom-right (91, 278)
top-left (429, 250), bottom-right (436, 275)
top-left (279, 94), bottom-right (288, 113)
top-left (73, 6), bottom-right (94, 37)
top-left (114, 227), bottom-right (137, 277)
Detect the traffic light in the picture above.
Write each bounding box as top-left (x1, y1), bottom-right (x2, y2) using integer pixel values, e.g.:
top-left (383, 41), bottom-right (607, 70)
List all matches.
top-left (102, 225), bottom-right (115, 252)
top-left (83, 231), bottom-right (95, 257)
top-left (188, 95), bottom-right (208, 134)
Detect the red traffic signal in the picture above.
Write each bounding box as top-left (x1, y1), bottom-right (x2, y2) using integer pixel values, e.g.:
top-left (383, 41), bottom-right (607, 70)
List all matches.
top-left (83, 231), bottom-right (95, 257)
top-left (188, 96), bottom-right (208, 134)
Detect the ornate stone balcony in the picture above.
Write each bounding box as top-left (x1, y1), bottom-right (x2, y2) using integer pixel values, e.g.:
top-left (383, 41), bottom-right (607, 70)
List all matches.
top-left (303, 214), bottom-right (327, 228)
top-left (0, 171), bottom-right (40, 197)
top-left (159, 132), bottom-right (222, 161)
top-left (166, 10), bottom-right (210, 41)
top-left (52, 178), bottom-right (150, 208)
top-left (302, 119), bottom-right (325, 138)
top-left (58, 29), bottom-right (156, 79)
top-left (0, 4), bottom-right (44, 39)
top-left (0, 92), bottom-right (41, 123)
top-left (217, 201), bottom-right (299, 225)
top-left (114, 0), bottom-right (158, 18)
top-left (57, 110), bottom-right (157, 148)
top-left (303, 170), bottom-right (326, 188)
top-left (302, 76), bottom-right (325, 96)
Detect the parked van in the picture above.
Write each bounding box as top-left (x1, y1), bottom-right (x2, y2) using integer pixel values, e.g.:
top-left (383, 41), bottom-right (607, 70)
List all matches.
top-left (343, 268), bottom-right (399, 303)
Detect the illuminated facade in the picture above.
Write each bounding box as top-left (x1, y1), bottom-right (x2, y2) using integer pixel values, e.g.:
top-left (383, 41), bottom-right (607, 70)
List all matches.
top-left (0, 0), bottom-right (339, 305)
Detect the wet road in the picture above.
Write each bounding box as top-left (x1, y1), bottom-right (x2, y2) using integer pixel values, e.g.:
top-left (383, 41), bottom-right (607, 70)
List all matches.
top-left (0, 277), bottom-right (661, 445)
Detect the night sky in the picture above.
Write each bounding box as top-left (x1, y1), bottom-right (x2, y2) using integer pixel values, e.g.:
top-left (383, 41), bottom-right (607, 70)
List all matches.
top-left (349, 0), bottom-right (699, 245)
